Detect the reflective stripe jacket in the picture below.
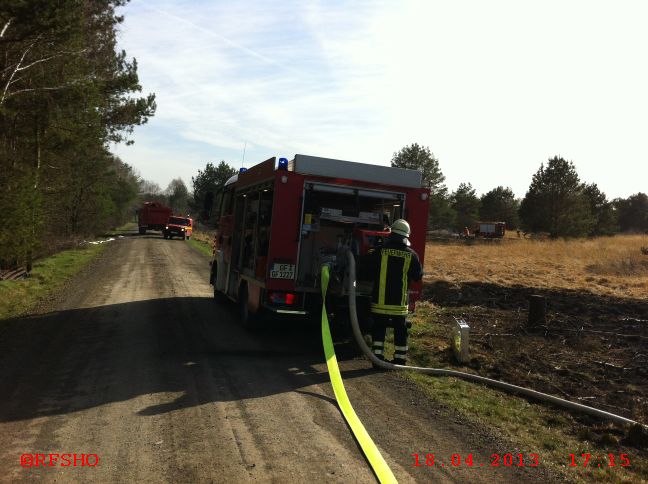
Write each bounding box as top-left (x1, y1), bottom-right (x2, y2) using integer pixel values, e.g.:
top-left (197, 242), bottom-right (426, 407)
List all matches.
top-left (366, 236), bottom-right (423, 316)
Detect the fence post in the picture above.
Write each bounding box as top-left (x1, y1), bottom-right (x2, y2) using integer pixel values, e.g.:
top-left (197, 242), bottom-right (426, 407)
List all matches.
top-left (528, 295), bottom-right (546, 327)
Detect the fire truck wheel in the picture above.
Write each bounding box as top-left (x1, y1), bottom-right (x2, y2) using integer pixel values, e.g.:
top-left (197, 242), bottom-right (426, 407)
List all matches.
top-left (213, 284), bottom-right (226, 303)
top-left (212, 265), bottom-right (226, 302)
top-left (238, 284), bottom-right (259, 329)
top-left (138, 227), bottom-right (146, 235)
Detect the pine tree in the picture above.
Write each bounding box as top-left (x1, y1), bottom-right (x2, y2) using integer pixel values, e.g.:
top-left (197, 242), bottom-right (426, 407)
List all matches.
top-left (390, 143), bottom-right (445, 192)
top-left (191, 161), bottom-right (237, 215)
top-left (0, 1), bottom-right (155, 267)
top-left (519, 157), bottom-right (594, 237)
top-left (582, 183), bottom-right (617, 235)
top-left (480, 186), bottom-right (520, 229)
top-left (614, 193), bottom-right (648, 233)
top-left (390, 143), bottom-right (453, 229)
top-left (451, 183), bottom-right (480, 231)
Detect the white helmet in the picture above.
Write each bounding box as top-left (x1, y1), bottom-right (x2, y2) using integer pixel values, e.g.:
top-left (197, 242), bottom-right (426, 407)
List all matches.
top-left (391, 219), bottom-right (411, 237)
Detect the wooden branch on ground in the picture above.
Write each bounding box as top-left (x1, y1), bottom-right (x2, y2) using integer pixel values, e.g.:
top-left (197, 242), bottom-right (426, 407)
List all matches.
top-left (0, 267), bottom-right (27, 280)
top-left (539, 326), bottom-right (648, 340)
top-left (1, 18), bottom-right (12, 38)
top-left (472, 333), bottom-right (516, 337)
top-left (593, 361), bottom-right (635, 371)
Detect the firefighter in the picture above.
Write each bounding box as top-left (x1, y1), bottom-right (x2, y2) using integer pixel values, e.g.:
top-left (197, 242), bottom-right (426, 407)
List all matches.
top-left (367, 219), bottom-right (423, 366)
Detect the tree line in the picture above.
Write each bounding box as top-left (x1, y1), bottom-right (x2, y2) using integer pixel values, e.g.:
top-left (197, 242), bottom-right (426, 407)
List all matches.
top-left (391, 143), bottom-right (647, 237)
top-left (177, 148), bottom-right (645, 239)
top-left (0, 1), bottom-right (156, 269)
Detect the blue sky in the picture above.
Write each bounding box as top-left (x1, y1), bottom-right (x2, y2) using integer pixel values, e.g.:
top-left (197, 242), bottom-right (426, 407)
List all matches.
top-left (114, 0), bottom-right (647, 199)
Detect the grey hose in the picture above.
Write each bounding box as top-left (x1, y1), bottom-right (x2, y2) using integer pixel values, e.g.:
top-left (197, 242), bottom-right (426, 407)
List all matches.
top-left (345, 250), bottom-right (645, 429)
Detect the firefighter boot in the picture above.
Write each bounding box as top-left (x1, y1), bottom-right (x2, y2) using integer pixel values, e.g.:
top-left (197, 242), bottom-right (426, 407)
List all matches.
top-left (392, 352), bottom-right (407, 366)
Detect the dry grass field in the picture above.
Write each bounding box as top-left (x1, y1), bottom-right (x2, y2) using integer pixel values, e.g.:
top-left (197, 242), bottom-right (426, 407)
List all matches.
top-left (424, 234), bottom-right (648, 300)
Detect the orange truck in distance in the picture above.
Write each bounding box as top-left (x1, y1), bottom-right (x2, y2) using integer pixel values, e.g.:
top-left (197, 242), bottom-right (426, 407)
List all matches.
top-left (163, 216), bottom-right (193, 240)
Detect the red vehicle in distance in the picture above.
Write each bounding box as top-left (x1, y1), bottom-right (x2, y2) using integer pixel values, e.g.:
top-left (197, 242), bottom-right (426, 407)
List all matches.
top-left (138, 202), bottom-right (172, 235)
top-left (163, 216), bottom-right (193, 240)
top-left (474, 221), bottom-right (506, 238)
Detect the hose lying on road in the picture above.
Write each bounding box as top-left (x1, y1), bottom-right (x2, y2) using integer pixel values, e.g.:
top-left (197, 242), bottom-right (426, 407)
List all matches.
top-left (320, 265), bottom-right (397, 484)
top-left (344, 250), bottom-right (647, 430)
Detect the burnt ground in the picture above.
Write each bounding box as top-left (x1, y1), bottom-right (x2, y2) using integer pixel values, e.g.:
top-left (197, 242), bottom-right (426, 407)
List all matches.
top-left (421, 280), bottom-right (648, 444)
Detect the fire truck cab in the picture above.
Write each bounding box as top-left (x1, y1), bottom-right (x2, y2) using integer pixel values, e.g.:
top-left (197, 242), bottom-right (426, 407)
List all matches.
top-left (209, 155), bottom-right (429, 327)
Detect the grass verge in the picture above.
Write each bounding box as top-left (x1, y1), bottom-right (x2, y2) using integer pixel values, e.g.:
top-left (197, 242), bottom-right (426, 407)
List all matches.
top-left (187, 231), bottom-right (213, 258)
top-left (404, 303), bottom-right (647, 483)
top-left (106, 221), bottom-right (138, 235)
top-left (0, 244), bottom-right (107, 321)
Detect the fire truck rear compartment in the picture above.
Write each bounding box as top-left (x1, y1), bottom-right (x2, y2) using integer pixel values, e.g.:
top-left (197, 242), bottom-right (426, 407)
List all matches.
top-left (296, 184), bottom-right (404, 293)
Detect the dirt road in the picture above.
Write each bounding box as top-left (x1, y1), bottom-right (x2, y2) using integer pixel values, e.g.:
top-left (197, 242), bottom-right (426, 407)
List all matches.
top-left (0, 232), bottom-right (556, 483)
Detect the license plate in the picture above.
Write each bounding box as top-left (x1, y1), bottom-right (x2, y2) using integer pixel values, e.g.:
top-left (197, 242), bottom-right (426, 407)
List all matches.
top-left (270, 263), bottom-right (295, 279)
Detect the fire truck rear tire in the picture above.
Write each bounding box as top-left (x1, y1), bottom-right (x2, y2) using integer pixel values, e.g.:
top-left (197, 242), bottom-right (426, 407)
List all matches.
top-left (213, 285), bottom-right (226, 303)
top-left (212, 265), bottom-right (226, 302)
top-left (139, 227), bottom-right (146, 235)
top-left (238, 284), bottom-right (259, 330)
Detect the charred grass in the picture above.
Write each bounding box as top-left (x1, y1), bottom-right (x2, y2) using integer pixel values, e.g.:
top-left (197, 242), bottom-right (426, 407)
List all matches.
top-left (405, 234), bottom-right (648, 483)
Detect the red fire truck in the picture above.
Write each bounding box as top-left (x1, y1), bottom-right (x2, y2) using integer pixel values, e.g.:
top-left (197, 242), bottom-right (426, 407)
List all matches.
top-left (138, 202), bottom-right (172, 235)
top-left (473, 221), bottom-right (506, 238)
top-left (209, 155), bottom-right (430, 327)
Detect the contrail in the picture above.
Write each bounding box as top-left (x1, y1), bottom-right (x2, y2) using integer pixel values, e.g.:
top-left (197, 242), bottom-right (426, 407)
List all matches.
top-left (141, 3), bottom-right (300, 74)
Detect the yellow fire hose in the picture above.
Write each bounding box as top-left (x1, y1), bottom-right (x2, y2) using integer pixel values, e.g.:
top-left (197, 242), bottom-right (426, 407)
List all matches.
top-left (320, 265), bottom-right (397, 484)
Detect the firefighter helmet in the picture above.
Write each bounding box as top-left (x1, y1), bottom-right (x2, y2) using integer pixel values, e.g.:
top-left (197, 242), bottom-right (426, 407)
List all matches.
top-left (391, 219), bottom-right (411, 238)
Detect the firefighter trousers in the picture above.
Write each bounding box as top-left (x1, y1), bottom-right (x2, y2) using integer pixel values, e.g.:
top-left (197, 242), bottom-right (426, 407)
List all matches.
top-left (371, 314), bottom-right (408, 363)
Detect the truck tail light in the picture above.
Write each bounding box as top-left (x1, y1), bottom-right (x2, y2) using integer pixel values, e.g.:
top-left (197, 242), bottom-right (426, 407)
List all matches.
top-left (268, 291), bottom-right (298, 306)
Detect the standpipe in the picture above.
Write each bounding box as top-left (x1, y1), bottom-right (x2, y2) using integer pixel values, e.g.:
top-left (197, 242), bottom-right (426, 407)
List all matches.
top-left (343, 250), bottom-right (646, 430)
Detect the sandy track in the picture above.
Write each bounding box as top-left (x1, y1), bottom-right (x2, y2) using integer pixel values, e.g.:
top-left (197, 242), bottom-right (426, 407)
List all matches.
top-left (0, 233), bottom-right (555, 483)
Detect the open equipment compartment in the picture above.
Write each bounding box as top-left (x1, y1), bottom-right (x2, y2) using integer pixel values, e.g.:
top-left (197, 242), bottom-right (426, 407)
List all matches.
top-left (295, 182), bottom-right (405, 294)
